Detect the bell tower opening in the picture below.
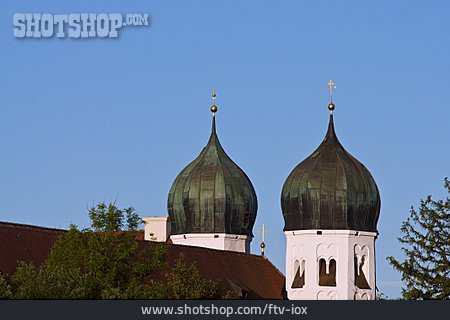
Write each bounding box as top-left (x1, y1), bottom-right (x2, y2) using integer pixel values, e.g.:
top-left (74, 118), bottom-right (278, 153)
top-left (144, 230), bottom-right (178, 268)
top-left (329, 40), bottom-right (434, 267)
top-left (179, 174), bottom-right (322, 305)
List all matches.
top-left (318, 258), bottom-right (336, 287)
top-left (355, 254), bottom-right (371, 289)
top-left (291, 259), bottom-right (305, 288)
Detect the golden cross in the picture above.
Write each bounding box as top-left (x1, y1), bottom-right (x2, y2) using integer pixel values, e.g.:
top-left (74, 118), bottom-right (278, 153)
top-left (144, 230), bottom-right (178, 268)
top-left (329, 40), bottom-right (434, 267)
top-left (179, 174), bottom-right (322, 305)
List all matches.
top-left (212, 89), bottom-right (216, 103)
top-left (327, 80), bottom-right (336, 100)
top-left (257, 224), bottom-right (270, 256)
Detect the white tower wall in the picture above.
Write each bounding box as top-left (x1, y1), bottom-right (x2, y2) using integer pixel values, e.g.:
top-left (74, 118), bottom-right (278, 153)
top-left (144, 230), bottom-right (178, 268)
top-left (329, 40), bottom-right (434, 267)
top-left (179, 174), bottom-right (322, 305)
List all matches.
top-left (285, 230), bottom-right (377, 300)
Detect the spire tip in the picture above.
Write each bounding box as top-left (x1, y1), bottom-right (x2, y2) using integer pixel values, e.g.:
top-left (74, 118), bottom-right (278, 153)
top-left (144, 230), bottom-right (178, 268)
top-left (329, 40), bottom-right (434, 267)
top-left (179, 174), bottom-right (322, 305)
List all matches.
top-left (211, 89), bottom-right (218, 114)
top-left (327, 80), bottom-right (336, 114)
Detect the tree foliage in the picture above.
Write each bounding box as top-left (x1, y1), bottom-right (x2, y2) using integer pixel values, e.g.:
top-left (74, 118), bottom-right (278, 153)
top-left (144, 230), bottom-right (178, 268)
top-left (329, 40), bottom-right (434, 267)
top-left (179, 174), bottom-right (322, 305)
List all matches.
top-left (10, 262), bottom-right (96, 299)
top-left (88, 202), bottom-right (141, 232)
top-left (0, 274), bottom-right (12, 299)
top-left (166, 254), bottom-right (220, 299)
top-left (46, 226), bottom-right (167, 298)
top-left (1, 202), bottom-right (225, 299)
top-left (387, 178), bottom-right (450, 300)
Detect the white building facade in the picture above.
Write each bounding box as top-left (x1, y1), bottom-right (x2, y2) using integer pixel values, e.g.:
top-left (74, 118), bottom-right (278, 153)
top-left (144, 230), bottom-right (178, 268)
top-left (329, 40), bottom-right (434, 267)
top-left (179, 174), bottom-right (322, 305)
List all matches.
top-left (285, 230), bottom-right (376, 300)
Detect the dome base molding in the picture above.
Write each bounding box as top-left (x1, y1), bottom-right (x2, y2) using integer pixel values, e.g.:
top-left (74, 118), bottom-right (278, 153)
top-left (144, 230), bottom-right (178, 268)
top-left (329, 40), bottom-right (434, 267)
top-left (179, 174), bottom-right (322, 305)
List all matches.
top-left (170, 233), bottom-right (251, 253)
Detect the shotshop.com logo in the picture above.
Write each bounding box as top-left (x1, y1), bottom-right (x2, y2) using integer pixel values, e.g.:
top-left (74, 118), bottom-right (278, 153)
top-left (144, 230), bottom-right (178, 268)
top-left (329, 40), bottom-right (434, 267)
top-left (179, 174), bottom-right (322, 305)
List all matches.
top-left (13, 13), bottom-right (149, 38)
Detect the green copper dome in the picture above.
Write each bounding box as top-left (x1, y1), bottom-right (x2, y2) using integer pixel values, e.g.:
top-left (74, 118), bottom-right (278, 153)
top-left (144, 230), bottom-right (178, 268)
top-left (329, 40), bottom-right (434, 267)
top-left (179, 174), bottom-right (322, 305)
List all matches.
top-left (281, 113), bottom-right (381, 232)
top-left (168, 115), bottom-right (257, 237)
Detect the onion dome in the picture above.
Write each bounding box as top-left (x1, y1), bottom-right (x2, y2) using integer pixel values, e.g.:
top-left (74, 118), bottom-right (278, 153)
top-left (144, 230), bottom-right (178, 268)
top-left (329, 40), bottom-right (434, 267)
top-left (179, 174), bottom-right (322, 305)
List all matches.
top-left (281, 99), bottom-right (380, 232)
top-left (168, 93), bottom-right (257, 237)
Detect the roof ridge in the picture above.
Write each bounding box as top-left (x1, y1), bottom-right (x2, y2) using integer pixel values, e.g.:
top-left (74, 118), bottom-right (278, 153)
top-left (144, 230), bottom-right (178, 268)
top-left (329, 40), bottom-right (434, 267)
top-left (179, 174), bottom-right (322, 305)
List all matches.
top-left (0, 221), bottom-right (67, 233)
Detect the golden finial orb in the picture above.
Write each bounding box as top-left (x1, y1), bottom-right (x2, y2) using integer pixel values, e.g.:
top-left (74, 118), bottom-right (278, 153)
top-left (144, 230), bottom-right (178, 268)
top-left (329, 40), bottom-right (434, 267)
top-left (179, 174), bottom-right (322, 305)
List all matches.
top-left (327, 80), bottom-right (336, 113)
top-left (211, 89), bottom-right (218, 113)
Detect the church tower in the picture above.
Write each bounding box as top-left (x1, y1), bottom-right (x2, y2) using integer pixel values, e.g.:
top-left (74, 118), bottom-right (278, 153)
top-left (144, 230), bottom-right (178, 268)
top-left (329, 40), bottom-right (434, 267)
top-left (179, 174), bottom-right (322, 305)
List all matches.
top-left (281, 81), bottom-right (381, 300)
top-left (167, 91), bottom-right (257, 253)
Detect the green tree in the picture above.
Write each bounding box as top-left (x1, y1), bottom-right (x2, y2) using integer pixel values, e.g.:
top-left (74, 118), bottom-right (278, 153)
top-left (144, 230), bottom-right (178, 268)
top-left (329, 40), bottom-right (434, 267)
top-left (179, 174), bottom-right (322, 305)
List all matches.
top-left (5, 201), bottom-right (224, 299)
top-left (88, 202), bottom-right (141, 232)
top-left (0, 274), bottom-right (12, 299)
top-left (10, 262), bottom-right (96, 299)
top-left (387, 178), bottom-right (450, 300)
top-left (375, 291), bottom-right (389, 300)
top-left (46, 202), bottom-right (167, 299)
top-left (166, 254), bottom-right (220, 299)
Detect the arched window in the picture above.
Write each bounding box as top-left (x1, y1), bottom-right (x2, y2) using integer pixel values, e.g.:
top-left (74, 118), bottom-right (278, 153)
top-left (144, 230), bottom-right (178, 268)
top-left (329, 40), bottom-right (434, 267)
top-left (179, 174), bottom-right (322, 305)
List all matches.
top-left (354, 255), bottom-right (371, 289)
top-left (291, 259), bottom-right (305, 288)
top-left (319, 258), bottom-right (336, 286)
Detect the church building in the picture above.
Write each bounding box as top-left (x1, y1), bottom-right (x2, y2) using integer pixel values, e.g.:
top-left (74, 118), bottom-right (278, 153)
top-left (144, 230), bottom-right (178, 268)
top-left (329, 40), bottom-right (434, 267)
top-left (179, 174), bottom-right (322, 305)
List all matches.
top-left (144, 83), bottom-right (381, 300)
top-left (1, 82), bottom-right (380, 300)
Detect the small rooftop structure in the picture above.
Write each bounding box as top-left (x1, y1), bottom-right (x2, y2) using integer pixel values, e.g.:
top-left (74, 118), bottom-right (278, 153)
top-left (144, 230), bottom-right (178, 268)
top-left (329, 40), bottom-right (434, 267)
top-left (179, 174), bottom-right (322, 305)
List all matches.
top-left (142, 216), bottom-right (171, 242)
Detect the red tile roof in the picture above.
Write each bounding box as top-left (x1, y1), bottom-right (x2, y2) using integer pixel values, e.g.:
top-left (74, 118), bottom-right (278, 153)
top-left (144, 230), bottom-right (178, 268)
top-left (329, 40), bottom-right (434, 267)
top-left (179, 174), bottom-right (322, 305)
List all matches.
top-left (0, 221), bottom-right (285, 299)
top-left (148, 242), bottom-right (286, 299)
top-left (0, 221), bottom-right (65, 276)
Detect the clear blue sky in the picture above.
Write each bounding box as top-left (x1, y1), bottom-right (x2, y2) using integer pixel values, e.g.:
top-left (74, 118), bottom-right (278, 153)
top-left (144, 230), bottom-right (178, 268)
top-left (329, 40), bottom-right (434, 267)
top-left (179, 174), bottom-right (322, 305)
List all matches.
top-left (1, 0), bottom-right (449, 299)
